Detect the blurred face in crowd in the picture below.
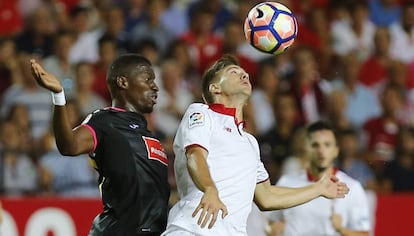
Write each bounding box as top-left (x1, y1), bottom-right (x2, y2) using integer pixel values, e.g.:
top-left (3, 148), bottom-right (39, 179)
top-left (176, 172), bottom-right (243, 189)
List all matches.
top-left (307, 129), bottom-right (339, 172)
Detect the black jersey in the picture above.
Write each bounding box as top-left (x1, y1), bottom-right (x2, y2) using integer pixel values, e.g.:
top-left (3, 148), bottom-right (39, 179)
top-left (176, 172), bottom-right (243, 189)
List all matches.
top-left (82, 107), bottom-right (170, 236)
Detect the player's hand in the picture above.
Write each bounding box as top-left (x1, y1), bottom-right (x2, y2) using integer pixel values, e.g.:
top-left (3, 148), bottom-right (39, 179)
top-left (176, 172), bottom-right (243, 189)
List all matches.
top-left (266, 219), bottom-right (286, 236)
top-left (192, 187), bottom-right (228, 229)
top-left (30, 59), bottom-right (63, 93)
top-left (319, 174), bottom-right (349, 199)
top-left (331, 206), bottom-right (343, 232)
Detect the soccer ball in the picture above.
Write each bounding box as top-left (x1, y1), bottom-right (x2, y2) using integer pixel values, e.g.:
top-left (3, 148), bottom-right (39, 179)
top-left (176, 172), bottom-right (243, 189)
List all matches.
top-left (244, 2), bottom-right (298, 55)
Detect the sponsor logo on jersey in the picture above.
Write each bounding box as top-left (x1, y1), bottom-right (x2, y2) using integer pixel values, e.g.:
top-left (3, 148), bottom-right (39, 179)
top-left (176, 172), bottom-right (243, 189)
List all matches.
top-left (142, 136), bottom-right (168, 166)
top-left (129, 123), bottom-right (139, 129)
top-left (189, 112), bottom-right (204, 128)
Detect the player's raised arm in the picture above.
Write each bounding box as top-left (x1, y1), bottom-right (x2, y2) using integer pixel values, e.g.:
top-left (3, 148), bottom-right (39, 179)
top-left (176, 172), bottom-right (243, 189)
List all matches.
top-left (30, 59), bottom-right (94, 156)
top-left (253, 174), bottom-right (349, 211)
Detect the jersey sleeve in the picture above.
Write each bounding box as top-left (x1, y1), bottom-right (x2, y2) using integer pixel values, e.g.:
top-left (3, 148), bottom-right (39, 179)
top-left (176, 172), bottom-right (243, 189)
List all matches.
top-left (177, 104), bottom-right (213, 152)
top-left (247, 134), bottom-right (269, 183)
top-left (79, 110), bottom-right (105, 155)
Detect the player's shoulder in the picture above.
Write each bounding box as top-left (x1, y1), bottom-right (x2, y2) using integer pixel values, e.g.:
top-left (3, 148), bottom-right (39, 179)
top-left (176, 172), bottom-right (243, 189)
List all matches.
top-left (277, 170), bottom-right (308, 187)
top-left (336, 170), bottom-right (364, 189)
top-left (80, 107), bottom-right (118, 124)
top-left (185, 103), bottom-right (209, 112)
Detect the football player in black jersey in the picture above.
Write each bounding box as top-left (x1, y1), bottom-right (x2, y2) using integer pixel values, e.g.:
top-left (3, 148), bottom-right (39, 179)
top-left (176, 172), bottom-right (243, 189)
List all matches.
top-left (30, 54), bottom-right (170, 236)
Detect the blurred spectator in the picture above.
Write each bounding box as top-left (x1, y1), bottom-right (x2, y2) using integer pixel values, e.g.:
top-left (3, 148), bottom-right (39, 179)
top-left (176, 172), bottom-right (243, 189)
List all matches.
top-left (389, 1), bottom-right (414, 63)
top-left (381, 127), bottom-right (414, 192)
top-left (153, 59), bottom-right (194, 140)
top-left (358, 27), bottom-right (393, 92)
top-left (160, 0), bottom-right (189, 37)
top-left (221, 19), bottom-right (258, 85)
top-left (68, 4), bottom-right (99, 64)
top-left (188, 0), bottom-right (234, 34)
top-left (330, 1), bottom-right (376, 61)
top-left (296, 7), bottom-right (333, 78)
top-left (164, 39), bottom-right (201, 101)
top-left (38, 99), bottom-right (99, 197)
top-left (5, 103), bottom-right (33, 154)
top-left (363, 84), bottom-right (404, 165)
top-left (285, 46), bottom-right (330, 125)
top-left (1, 54), bottom-right (53, 141)
top-left (180, 3), bottom-right (223, 76)
top-left (250, 60), bottom-right (279, 136)
top-left (369, 0), bottom-right (401, 27)
top-left (121, 0), bottom-right (147, 33)
top-left (0, 121), bottom-right (38, 196)
top-left (333, 53), bottom-right (381, 128)
top-left (42, 31), bottom-right (76, 96)
top-left (258, 92), bottom-right (299, 183)
top-left (92, 35), bottom-right (119, 103)
top-left (73, 62), bottom-right (108, 116)
top-left (280, 127), bottom-right (309, 176)
top-left (337, 128), bottom-right (377, 190)
top-left (325, 89), bottom-right (353, 131)
top-left (0, 38), bottom-right (23, 99)
top-left (129, 0), bottom-right (174, 55)
top-left (99, 4), bottom-right (128, 53)
top-left (0, 0), bottom-right (23, 36)
top-left (15, 5), bottom-right (55, 58)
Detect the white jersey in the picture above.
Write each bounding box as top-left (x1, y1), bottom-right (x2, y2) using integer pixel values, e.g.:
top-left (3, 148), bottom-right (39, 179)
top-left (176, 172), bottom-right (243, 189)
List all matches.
top-left (164, 103), bottom-right (269, 236)
top-left (270, 170), bottom-right (371, 236)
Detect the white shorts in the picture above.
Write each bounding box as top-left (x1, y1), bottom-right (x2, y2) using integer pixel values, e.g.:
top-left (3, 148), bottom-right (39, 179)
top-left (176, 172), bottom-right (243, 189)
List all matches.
top-left (161, 225), bottom-right (201, 236)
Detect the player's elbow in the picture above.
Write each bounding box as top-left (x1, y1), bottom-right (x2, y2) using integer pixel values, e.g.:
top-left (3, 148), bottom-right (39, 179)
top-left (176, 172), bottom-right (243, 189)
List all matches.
top-left (255, 197), bottom-right (276, 211)
top-left (57, 144), bottom-right (81, 156)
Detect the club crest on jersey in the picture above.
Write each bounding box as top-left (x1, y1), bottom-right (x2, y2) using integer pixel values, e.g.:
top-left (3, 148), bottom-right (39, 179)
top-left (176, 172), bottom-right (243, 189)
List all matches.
top-left (189, 112), bottom-right (204, 128)
top-left (142, 136), bottom-right (168, 166)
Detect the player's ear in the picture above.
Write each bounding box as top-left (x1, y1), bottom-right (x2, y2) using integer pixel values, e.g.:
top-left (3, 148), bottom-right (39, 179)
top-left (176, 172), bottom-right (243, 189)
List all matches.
top-left (209, 83), bottom-right (221, 95)
top-left (116, 76), bottom-right (128, 89)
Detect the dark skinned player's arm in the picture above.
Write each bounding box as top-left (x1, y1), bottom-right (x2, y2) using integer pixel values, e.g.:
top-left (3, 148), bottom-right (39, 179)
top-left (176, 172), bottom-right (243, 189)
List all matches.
top-left (30, 59), bottom-right (95, 156)
top-left (53, 106), bottom-right (95, 156)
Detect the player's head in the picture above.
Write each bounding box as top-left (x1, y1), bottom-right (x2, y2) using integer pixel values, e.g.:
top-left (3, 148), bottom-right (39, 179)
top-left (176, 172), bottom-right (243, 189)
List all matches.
top-left (202, 55), bottom-right (251, 104)
top-left (107, 53), bottom-right (158, 114)
top-left (306, 121), bottom-right (339, 173)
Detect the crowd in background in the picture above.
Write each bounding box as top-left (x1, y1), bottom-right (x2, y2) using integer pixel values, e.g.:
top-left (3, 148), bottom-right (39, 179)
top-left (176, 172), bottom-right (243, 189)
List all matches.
top-left (0, 0), bottom-right (413, 202)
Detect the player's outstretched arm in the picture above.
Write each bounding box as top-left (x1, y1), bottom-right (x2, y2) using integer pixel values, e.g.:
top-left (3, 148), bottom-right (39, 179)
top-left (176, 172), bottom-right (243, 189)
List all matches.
top-left (186, 146), bottom-right (228, 229)
top-left (30, 59), bottom-right (94, 156)
top-left (254, 174), bottom-right (349, 211)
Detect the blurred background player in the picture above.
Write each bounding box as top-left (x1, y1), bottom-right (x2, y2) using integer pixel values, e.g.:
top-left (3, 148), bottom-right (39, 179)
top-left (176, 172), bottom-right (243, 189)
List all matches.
top-left (266, 121), bottom-right (370, 236)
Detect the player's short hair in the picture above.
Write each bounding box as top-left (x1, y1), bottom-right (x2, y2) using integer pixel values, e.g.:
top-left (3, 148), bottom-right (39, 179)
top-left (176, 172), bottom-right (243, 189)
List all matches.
top-left (306, 120), bottom-right (337, 140)
top-left (106, 53), bottom-right (152, 87)
top-left (202, 55), bottom-right (239, 103)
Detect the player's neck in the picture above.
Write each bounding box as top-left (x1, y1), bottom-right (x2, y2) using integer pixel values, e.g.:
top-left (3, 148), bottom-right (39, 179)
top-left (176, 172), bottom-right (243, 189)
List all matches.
top-left (216, 97), bottom-right (246, 121)
top-left (309, 165), bottom-right (335, 181)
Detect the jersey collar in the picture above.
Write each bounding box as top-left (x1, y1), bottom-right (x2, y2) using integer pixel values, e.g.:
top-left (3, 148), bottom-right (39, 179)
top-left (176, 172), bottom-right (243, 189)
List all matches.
top-left (104, 106), bottom-right (127, 112)
top-left (208, 103), bottom-right (247, 128)
top-left (306, 167), bottom-right (339, 182)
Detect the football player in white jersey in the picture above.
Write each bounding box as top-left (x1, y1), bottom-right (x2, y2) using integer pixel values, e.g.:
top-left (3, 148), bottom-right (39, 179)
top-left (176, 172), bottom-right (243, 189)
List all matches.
top-left (163, 55), bottom-right (350, 236)
top-left (267, 121), bottom-right (370, 236)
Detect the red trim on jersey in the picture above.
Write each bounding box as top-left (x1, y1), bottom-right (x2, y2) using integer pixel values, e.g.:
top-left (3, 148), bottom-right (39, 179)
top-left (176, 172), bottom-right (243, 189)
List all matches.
top-left (208, 103), bottom-right (247, 128)
top-left (82, 124), bottom-right (98, 153)
top-left (185, 144), bottom-right (209, 154)
top-left (306, 167), bottom-right (339, 182)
